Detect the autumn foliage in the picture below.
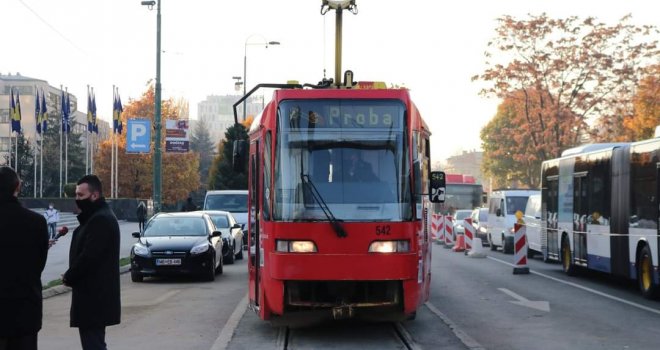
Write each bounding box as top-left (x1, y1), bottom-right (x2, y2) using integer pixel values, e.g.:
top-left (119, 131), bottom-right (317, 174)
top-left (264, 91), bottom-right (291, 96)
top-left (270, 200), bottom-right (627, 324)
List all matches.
top-left (94, 85), bottom-right (199, 205)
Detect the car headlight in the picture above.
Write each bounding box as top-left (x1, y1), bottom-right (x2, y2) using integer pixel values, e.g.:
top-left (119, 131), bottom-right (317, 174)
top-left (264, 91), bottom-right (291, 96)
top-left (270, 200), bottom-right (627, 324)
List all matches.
top-left (191, 243), bottom-right (210, 255)
top-left (479, 227), bottom-right (487, 233)
top-left (368, 240), bottom-right (410, 253)
top-left (276, 240), bottom-right (317, 253)
top-left (133, 244), bottom-right (149, 257)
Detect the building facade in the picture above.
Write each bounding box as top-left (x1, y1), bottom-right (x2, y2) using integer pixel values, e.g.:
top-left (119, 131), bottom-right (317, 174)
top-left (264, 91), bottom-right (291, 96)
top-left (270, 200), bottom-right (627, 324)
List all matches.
top-left (443, 150), bottom-right (489, 192)
top-left (195, 94), bottom-right (264, 147)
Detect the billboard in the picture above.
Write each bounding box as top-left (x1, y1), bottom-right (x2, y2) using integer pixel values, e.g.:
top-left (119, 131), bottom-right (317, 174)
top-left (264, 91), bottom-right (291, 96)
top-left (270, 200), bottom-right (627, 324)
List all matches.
top-left (165, 119), bottom-right (190, 153)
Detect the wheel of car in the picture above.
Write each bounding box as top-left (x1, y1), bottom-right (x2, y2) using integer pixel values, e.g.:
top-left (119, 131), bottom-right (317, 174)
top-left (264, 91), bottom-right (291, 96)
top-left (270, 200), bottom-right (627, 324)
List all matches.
top-left (489, 234), bottom-right (497, 251)
top-left (637, 245), bottom-right (659, 299)
top-left (224, 241), bottom-right (236, 265)
top-left (215, 255), bottom-right (224, 275)
top-left (206, 257), bottom-right (216, 282)
top-left (561, 236), bottom-right (577, 276)
top-left (503, 235), bottom-right (514, 254)
top-left (236, 245), bottom-right (244, 260)
top-left (131, 270), bottom-right (143, 283)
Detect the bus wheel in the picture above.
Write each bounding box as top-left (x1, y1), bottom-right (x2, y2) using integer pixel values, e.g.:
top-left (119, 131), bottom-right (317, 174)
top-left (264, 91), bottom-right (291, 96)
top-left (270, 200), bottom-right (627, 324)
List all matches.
top-left (489, 234), bottom-right (497, 251)
top-left (561, 237), bottom-right (576, 276)
top-left (638, 245), bottom-right (659, 299)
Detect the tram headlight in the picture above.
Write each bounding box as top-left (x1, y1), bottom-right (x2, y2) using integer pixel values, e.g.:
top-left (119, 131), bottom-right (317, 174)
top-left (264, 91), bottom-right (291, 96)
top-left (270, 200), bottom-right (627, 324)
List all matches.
top-left (276, 240), bottom-right (318, 253)
top-left (368, 240), bottom-right (410, 253)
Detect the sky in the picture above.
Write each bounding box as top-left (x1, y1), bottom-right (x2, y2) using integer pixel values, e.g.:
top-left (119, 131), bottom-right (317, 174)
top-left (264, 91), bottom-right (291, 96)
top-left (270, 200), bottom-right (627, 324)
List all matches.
top-left (3, 0), bottom-right (657, 163)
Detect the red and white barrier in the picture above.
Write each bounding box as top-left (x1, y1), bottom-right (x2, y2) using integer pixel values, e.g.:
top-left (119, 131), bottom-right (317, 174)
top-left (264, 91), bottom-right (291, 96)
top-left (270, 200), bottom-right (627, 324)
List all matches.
top-left (431, 214), bottom-right (439, 241)
top-left (463, 218), bottom-right (473, 254)
top-left (437, 214), bottom-right (445, 243)
top-left (443, 215), bottom-right (454, 248)
top-left (513, 223), bottom-right (530, 274)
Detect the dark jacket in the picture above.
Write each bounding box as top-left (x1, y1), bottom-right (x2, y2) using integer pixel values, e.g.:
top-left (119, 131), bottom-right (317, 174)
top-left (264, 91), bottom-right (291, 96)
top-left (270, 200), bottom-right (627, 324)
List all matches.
top-left (63, 198), bottom-right (121, 328)
top-left (0, 196), bottom-right (49, 337)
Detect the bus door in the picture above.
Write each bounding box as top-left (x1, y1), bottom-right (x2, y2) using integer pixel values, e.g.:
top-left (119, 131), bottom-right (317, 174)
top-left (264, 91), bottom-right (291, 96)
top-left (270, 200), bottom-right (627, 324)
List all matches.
top-left (545, 177), bottom-right (559, 260)
top-left (248, 140), bottom-right (261, 308)
top-left (573, 174), bottom-right (589, 266)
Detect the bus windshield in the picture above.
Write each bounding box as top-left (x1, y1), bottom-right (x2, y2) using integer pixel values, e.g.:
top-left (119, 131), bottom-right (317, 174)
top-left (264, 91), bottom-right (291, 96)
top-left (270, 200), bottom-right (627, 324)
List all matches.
top-left (273, 99), bottom-right (411, 222)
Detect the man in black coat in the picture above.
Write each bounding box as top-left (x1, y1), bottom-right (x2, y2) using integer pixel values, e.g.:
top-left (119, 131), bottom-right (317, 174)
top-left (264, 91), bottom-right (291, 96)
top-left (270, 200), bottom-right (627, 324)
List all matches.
top-left (62, 175), bottom-right (120, 350)
top-left (0, 166), bottom-right (49, 350)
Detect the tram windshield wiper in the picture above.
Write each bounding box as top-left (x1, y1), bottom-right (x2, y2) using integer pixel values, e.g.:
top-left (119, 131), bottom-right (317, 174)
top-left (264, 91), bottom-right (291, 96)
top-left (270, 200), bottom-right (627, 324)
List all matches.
top-left (300, 174), bottom-right (348, 238)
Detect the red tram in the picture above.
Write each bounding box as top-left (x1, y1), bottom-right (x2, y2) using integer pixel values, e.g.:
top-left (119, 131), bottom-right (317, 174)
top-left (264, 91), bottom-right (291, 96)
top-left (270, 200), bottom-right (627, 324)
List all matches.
top-left (233, 85), bottom-right (444, 321)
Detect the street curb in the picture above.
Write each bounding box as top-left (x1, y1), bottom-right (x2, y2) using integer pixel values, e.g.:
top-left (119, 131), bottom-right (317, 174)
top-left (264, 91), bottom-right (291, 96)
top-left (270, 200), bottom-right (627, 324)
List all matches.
top-left (42, 265), bottom-right (131, 300)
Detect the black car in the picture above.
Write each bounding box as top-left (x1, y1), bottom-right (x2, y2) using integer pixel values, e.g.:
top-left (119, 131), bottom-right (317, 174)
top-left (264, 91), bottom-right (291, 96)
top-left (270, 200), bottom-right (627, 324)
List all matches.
top-left (130, 212), bottom-right (224, 282)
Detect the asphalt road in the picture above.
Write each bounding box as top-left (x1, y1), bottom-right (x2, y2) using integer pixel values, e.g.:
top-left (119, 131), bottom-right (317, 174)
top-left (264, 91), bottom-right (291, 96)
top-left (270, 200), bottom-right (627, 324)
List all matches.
top-left (430, 242), bottom-right (660, 350)
top-left (42, 220), bottom-right (141, 284)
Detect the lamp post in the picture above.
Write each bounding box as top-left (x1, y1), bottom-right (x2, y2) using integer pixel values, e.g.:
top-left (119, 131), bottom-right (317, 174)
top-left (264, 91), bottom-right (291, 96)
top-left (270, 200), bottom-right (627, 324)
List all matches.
top-left (142, 0), bottom-right (162, 213)
top-left (243, 35), bottom-right (279, 121)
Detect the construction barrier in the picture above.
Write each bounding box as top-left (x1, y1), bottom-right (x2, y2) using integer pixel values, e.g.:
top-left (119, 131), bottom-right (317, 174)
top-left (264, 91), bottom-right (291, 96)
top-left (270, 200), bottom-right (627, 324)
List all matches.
top-left (443, 215), bottom-right (454, 248)
top-left (467, 237), bottom-right (487, 258)
top-left (430, 214), bottom-right (438, 241)
top-left (513, 223), bottom-right (530, 274)
top-left (463, 217), bottom-right (473, 254)
top-left (437, 214), bottom-right (445, 244)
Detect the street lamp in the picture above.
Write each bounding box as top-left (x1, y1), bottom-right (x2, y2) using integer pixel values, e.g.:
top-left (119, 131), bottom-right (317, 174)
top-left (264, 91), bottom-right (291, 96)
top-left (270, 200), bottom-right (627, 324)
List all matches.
top-left (142, 0), bottom-right (162, 213)
top-left (243, 35), bottom-right (280, 121)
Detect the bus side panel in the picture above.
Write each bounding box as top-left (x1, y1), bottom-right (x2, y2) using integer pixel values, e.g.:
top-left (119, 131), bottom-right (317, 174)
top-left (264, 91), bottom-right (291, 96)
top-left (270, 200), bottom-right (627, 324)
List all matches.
top-left (610, 146), bottom-right (630, 278)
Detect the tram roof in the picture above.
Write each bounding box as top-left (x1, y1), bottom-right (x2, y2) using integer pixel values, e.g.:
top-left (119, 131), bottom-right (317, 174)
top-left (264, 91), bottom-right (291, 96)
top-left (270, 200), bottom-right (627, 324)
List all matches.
top-left (560, 143), bottom-right (630, 157)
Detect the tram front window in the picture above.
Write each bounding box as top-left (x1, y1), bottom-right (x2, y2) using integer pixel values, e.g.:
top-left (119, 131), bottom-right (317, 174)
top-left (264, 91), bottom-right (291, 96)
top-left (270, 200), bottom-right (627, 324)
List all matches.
top-left (274, 99), bottom-right (411, 222)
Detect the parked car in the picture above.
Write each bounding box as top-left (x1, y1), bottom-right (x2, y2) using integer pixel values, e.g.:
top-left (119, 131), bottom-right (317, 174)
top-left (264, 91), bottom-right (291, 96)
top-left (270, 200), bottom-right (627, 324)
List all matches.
top-left (130, 212), bottom-right (224, 282)
top-left (471, 207), bottom-right (489, 244)
top-left (452, 209), bottom-right (473, 238)
top-left (204, 190), bottom-right (248, 247)
top-left (487, 190), bottom-right (539, 254)
top-left (523, 193), bottom-right (542, 258)
top-left (200, 210), bottom-right (244, 264)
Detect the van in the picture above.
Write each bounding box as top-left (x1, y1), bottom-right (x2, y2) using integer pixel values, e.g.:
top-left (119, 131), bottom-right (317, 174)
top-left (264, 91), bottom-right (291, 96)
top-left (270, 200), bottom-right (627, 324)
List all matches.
top-left (487, 190), bottom-right (539, 254)
top-left (203, 190), bottom-right (249, 232)
top-left (523, 194), bottom-right (542, 257)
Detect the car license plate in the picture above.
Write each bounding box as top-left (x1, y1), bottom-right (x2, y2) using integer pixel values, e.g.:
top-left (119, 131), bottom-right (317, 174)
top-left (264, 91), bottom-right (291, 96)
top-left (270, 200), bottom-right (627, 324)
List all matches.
top-left (156, 258), bottom-right (181, 266)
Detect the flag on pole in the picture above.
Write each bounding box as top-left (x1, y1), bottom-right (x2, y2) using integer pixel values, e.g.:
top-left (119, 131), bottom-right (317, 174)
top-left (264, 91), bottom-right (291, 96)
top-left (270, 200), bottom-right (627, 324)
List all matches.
top-left (61, 89), bottom-right (69, 133)
top-left (87, 88), bottom-right (93, 132)
top-left (41, 89), bottom-right (48, 132)
top-left (113, 90), bottom-right (123, 134)
top-left (11, 89), bottom-right (22, 133)
top-left (35, 89), bottom-right (41, 134)
top-left (92, 91), bottom-right (98, 133)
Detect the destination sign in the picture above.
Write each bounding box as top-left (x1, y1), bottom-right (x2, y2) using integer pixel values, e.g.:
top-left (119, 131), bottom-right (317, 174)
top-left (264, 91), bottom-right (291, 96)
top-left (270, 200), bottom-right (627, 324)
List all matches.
top-left (280, 100), bottom-right (403, 130)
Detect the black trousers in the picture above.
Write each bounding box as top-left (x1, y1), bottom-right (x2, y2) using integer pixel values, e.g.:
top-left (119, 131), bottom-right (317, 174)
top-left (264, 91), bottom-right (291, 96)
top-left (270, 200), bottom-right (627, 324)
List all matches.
top-left (0, 334), bottom-right (38, 350)
top-left (78, 328), bottom-right (106, 350)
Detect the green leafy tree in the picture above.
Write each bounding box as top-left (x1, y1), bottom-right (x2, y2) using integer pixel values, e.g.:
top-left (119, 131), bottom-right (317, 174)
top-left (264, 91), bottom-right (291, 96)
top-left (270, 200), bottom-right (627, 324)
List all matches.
top-left (208, 124), bottom-right (248, 190)
top-left (190, 117), bottom-right (215, 189)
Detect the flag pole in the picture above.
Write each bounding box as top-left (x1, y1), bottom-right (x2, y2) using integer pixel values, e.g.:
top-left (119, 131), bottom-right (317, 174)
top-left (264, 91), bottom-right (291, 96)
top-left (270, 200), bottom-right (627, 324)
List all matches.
top-left (40, 88), bottom-right (45, 198)
top-left (59, 85), bottom-right (63, 198)
top-left (65, 87), bottom-right (69, 187)
top-left (86, 85), bottom-right (89, 174)
top-left (33, 86), bottom-right (37, 197)
top-left (115, 87), bottom-right (120, 198)
top-left (111, 85), bottom-right (115, 198)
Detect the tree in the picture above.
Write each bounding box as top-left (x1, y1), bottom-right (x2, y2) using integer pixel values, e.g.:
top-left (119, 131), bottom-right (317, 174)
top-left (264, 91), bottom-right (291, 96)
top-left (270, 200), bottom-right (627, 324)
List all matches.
top-left (94, 84), bottom-right (199, 205)
top-left (474, 14), bottom-right (659, 157)
top-left (190, 117), bottom-right (215, 188)
top-left (621, 64), bottom-right (660, 140)
top-left (9, 133), bottom-right (35, 197)
top-left (208, 124), bottom-right (248, 190)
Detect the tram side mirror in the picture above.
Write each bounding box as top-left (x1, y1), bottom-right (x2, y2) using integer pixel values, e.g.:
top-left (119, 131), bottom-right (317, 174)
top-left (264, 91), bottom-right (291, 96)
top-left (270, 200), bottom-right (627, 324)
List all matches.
top-left (232, 140), bottom-right (247, 172)
top-left (429, 171), bottom-right (446, 203)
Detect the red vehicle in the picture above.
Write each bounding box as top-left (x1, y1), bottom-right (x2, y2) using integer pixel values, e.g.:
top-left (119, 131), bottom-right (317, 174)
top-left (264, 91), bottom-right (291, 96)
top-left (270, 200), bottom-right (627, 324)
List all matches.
top-left (233, 85), bottom-right (444, 321)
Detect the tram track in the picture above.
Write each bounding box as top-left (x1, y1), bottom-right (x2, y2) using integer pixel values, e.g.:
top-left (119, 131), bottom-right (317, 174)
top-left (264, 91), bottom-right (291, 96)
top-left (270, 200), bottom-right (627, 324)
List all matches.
top-left (277, 322), bottom-right (420, 350)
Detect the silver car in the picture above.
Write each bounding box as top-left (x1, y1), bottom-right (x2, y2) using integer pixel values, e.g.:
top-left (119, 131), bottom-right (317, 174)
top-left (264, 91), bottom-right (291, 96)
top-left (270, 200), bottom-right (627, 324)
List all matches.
top-left (200, 210), bottom-right (244, 264)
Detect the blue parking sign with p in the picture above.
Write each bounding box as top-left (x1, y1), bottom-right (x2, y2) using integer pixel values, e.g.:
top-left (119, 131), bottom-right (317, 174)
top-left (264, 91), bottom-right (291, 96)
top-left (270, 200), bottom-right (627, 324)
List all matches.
top-left (126, 119), bottom-right (151, 153)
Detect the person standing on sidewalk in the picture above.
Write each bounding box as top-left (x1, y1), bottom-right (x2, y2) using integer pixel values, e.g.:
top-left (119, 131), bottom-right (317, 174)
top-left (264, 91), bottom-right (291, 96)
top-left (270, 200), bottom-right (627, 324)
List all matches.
top-left (0, 166), bottom-right (49, 350)
top-left (44, 203), bottom-right (59, 240)
top-left (62, 175), bottom-right (120, 350)
top-left (136, 201), bottom-right (147, 232)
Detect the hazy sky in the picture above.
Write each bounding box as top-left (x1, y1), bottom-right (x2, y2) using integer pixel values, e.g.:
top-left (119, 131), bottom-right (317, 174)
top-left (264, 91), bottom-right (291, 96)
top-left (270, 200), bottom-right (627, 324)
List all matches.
top-left (3, 0), bottom-right (657, 162)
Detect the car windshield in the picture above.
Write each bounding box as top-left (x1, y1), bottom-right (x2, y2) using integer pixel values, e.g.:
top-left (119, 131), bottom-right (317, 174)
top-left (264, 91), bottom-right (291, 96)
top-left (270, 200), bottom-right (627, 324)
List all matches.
top-left (143, 217), bottom-right (207, 237)
top-left (205, 194), bottom-right (248, 212)
top-left (479, 209), bottom-right (488, 221)
top-left (454, 210), bottom-right (471, 220)
top-left (506, 196), bottom-right (530, 215)
top-left (209, 214), bottom-right (230, 229)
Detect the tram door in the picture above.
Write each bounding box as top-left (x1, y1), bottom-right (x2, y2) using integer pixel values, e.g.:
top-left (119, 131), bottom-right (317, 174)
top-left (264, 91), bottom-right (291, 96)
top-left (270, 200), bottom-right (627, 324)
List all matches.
top-left (248, 140), bottom-right (261, 308)
top-left (573, 174), bottom-right (589, 266)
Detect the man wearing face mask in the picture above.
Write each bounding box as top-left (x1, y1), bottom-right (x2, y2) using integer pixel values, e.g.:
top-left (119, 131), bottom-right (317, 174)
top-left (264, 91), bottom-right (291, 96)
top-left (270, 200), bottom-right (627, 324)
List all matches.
top-left (62, 175), bottom-right (120, 350)
top-left (0, 167), bottom-right (49, 350)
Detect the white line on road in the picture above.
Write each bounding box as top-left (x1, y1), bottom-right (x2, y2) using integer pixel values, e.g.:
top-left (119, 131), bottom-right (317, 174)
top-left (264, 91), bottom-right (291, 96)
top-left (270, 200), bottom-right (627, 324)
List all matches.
top-left (487, 256), bottom-right (660, 316)
top-left (210, 293), bottom-right (248, 350)
top-left (425, 302), bottom-right (486, 350)
top-left (498, 288), bottom-right (550, 312)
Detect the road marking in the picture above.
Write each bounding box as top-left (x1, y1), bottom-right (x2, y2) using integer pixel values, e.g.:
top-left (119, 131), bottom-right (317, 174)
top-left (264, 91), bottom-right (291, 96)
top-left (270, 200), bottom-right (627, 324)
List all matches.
top-left (498, 288), bottom-right (550, 312)
top-left (487, 256), bottom-right (660, 316)
top-left (425, 302), bottom-right (486, 350)
top-left (122, 289), bottom-right (180, 307)
top-left (210, 293), bottom-right (248, 350)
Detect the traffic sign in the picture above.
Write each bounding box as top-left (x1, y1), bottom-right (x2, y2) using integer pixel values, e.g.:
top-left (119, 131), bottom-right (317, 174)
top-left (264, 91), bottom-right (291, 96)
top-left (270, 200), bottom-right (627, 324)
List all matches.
top-left (126, 119), bottom-right (151, 153)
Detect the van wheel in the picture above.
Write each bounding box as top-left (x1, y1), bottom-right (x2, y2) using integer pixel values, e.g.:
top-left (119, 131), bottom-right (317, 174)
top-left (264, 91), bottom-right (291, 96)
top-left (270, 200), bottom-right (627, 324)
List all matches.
top-left (489, 234), bottom-right (497, 251)
top-left (503, 235), bottom-right (514, 254)
top-left (638, 245), bottom-right (659, 299)
top-left (561, 237), bottom-right (576, 276)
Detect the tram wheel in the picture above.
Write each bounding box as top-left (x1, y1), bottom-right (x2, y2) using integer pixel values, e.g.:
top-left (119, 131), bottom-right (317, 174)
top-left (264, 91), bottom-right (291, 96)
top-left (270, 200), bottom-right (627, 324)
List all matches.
top-left (561, 237), bottom-right (576, 276)
top-left (637, 245), bottom-right (659, 299)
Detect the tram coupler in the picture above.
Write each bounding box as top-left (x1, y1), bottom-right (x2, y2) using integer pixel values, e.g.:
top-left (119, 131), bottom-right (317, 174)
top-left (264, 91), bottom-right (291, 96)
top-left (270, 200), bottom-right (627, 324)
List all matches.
top-left (332, 305), bottom-right (355, 320)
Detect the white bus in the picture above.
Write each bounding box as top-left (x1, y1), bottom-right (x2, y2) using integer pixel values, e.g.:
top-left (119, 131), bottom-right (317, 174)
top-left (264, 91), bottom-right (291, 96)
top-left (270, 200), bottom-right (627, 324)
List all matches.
top-left (541, 141), bottom-right (659, 298)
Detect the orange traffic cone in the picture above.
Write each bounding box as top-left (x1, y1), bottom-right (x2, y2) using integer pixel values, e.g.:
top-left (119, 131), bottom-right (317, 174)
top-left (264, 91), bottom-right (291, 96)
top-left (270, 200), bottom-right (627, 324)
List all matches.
top-left (452, 234), bottom-right (466, 252)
